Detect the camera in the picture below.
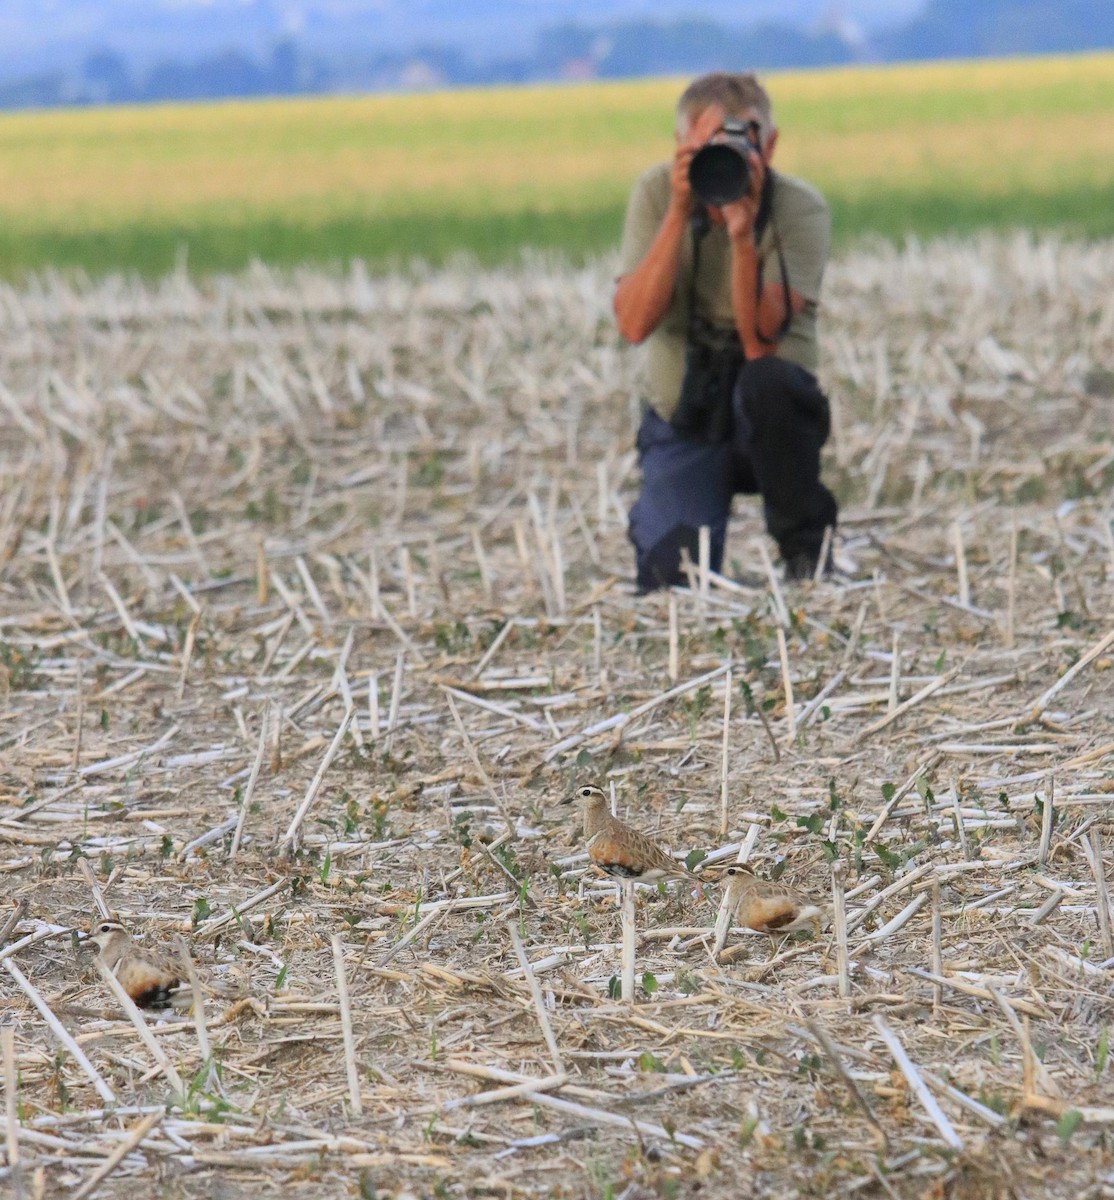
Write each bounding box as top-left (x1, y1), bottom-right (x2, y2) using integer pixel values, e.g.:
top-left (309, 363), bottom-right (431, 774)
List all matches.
top-left (688, 118), bottom-right (761, 207)
top-left (671, 315), bottom-right (742, 443)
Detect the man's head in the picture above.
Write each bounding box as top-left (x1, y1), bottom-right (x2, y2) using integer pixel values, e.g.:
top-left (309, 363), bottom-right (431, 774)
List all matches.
top-left (675, 71), bottom-right (777, 161)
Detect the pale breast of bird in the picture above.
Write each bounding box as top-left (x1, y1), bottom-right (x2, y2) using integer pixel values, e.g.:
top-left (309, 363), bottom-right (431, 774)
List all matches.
top-left (721, 867), bottom-right (825, 934)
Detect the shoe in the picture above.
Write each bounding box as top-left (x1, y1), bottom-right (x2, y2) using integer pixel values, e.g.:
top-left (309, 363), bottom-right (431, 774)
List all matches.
top-left (783, 542), bottom-right (836, 582)
top-left (636, 525), bottom-right (701, 592)
top-left (783, 551), bottom-right (819, 582)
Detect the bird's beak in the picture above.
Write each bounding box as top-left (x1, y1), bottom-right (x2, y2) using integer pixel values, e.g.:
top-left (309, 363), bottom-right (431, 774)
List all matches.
top-left (560, 794), bottom-right (575, 805)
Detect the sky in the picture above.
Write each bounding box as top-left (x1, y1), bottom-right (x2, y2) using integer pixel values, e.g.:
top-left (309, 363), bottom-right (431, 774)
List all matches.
top-left (1, 1), bottom-right (927, 76)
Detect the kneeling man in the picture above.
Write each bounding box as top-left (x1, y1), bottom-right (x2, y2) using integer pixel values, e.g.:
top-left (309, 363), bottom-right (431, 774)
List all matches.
top-left (616, 71), bottom-right (838, 588)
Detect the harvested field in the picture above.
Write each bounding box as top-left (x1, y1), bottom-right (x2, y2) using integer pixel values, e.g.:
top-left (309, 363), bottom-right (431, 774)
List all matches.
top-left (2, 52), bottom-right (1114, 275)
top-left (1, 234), bottom-right (1114, 1198)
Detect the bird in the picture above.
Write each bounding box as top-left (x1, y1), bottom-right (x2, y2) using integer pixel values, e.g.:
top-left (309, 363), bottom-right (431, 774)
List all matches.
top-left (563, 784), bottom-right (699, 885)
top-left (716, 866), bottom-right (827, 937)
top-left (87, 915), bottom-right (183, 1008)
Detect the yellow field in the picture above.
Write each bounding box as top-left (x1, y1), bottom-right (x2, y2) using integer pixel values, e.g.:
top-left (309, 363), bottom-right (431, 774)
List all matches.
top-left (0, 52), bottom-right (1111, 273)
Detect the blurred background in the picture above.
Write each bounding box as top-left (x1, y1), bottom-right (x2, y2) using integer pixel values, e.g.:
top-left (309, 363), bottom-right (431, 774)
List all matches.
top-left (0, 0), bottom-right (1111, 275)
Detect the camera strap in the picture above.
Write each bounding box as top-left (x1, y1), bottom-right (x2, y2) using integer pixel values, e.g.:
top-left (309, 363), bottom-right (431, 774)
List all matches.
top-left (754, 170), bottom-right (794, 347)
top-left (685, 172), bottom-right (794, 353)
top-left (685, 204), bottom-right (713, 347)
top-left (754, 220), bottom-right (794, 347)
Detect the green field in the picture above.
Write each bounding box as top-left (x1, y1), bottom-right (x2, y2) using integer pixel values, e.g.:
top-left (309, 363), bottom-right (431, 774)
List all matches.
top-left (0, 52), bottom-right (1112, 277)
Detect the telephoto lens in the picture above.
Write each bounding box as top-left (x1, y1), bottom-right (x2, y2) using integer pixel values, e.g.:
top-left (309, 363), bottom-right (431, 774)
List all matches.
top-left (688, 120), bottom-right (756, 206)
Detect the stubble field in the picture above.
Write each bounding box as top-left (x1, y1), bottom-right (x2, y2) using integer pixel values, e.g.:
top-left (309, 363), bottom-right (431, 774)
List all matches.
top-left (1, 234), bottom-right (1114, 1198)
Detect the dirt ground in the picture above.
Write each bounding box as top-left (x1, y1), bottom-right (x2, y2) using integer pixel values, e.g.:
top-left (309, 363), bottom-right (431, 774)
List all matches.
top-left (1, 235), bottom-right (1114, 1198)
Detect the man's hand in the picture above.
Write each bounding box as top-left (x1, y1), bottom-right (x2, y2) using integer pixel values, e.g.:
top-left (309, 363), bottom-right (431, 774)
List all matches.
top-left (668, 105), bottom-right (726, 220)
top-left (721, 143), bottom-right (765, 245)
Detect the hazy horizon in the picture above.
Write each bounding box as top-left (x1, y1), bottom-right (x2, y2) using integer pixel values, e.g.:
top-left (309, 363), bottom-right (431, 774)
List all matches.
top-left (1, 1), bottom-right (925, 78)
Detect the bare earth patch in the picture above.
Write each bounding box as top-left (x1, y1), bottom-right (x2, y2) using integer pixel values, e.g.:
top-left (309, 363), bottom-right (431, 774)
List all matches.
top-left (1, 234), bottom-right (1113, 1199)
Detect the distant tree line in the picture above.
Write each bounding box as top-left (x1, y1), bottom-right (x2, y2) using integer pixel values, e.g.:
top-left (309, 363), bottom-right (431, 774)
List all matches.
top-left (877, 0), bottom-right (1114, 59)
top-left (2, 0), bottom-right (1112, 109)
top-left (2, 42), bottom-right (312, 108)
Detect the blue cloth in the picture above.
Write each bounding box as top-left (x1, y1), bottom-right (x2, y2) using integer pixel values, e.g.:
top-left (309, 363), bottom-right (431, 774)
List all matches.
top-left (628, 356), bottom-right (837, 591)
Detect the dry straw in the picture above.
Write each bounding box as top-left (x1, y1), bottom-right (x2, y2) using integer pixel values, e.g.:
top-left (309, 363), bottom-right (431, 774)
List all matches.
top-left (1, 233), bottom-right (1113, 1195)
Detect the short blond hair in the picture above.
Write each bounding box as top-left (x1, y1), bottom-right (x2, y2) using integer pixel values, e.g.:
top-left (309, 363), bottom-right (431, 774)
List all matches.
top-left (676, 72), bottom-right (773, 138)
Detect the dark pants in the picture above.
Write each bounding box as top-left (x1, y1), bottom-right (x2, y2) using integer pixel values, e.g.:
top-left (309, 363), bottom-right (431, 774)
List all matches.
top-left (629, 356), bottom-right (838, 591)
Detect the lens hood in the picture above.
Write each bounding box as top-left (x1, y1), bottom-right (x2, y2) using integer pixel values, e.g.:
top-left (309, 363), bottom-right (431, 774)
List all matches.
top-left (688, 141), bottom-right (750, 207)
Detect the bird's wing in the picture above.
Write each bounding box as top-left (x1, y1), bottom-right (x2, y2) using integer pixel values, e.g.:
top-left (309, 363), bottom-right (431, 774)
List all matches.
top-left (750, 873), bottom-right (823, 906)
top-left (749, 874), bottom-right (794, 899)
top-left (591, 824), bottom-right (690, 877)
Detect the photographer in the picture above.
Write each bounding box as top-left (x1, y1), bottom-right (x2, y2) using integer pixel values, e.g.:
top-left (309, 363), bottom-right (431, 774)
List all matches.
top-left (615, 71), bottom-right (838, 589)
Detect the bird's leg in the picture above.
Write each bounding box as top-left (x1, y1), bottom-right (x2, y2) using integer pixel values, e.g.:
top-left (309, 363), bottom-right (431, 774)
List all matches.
top-left (620, 880), bottom-right (636, 1003)
top-left (812, 917), bottom-right (828, 964)
top-left (711, 891), bottom-right (734, 959)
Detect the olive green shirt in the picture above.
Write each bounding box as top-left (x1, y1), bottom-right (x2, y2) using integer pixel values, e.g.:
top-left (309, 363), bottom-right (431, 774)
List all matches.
top-left (618, 163), bottom-right (831, 420)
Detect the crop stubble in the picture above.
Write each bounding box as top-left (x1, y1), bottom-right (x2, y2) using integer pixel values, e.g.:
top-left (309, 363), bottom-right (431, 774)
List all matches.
top-left (0, 233), bottom-right (1113, 1196)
